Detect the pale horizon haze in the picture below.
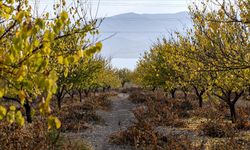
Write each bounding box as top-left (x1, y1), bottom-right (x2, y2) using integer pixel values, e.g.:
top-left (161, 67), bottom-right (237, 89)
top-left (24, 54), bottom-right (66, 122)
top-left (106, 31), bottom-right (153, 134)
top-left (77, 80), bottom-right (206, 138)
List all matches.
top-left (30, 0), bottom-right (189, 18)
top-left (32, 0), bottom-right (190, 70)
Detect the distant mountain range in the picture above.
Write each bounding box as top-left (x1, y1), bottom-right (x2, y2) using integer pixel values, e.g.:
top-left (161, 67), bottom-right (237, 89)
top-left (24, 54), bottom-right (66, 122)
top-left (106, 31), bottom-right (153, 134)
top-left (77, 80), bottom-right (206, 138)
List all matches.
top-left (98, 11), bottom-right (192, 58)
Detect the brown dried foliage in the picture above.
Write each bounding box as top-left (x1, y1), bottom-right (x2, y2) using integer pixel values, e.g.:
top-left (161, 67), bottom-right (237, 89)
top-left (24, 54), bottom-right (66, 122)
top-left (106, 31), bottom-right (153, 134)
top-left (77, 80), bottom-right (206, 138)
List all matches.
top-left (198, 119), bottom-right (236, 138)
top-left (57, 99), bottom-right (105, 132)
top-left (0, 121), bottom-right (57, 150)
top-left (209, 138), bottom-right (250, 150)
top-left (84, 95), bottom-right (112, 111)
top-left (110, 122), bottom-right (201, 150)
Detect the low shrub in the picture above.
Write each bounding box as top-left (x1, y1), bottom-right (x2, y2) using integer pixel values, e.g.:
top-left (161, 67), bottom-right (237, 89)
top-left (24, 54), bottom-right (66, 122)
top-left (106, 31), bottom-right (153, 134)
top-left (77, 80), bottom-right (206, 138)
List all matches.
top-left (235, 120), bottom-right (250, 130)
top-left (0, 120), bottom-right (95, 150)
top-left (84, 95), bottom-right (112, 111)
top-left (234, 107), bottom-right (250, 130)
top-left (169, 99), bottom-right (194, 118)
top-left (198, 120), bottom-right (235, 138)
top-left (128, 92), bottom-right (151, 104)
top-left (110, 123), bottom-right (201, 149)
top-left (190, 105), bottom-right (225, 120)
top-left (160, 134), bottom-right (202, 150)
top-left (58, 103), bottom-right (103, 132)
top-left (59, 111), bottom-right (101, 132)
top-left (57, 137), bottom-right (94, 150)
top-left (209, 138), bottom-right (250, 150)
top-left (109, 121), bottom-right (159, 148)
top-left (172, 99), bottom-right (194, 111)
top-left (139, 99), bottom-right (187, 127)
top-left (120, 87), bottom-right (143, 94)
top-left (0, 121), bottom-right (57, 150)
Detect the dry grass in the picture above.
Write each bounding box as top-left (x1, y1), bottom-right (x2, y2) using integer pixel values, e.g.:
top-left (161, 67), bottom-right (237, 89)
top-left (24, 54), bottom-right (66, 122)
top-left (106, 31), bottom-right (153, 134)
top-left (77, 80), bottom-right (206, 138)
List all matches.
top-left (54, 92), bottom-right (117, 132)
top-left (1, 88), bottom-right (250, 149)
top-left (0, 121), bottom-right (57, 150)
top-left (133, 102), bottom-right (186, 128)
top-left (235, 107), bottom-right (250, 130)
top-left (110, 89), bottom-right (250, 149)
top-left (0, 120), bottom-right (95, 150)
top-left (207, 137), bottom-right (250, 150)
top-left (109, 91), bottom-right (199, 149)
top-left (58, 106), bottom-right (102, 132)
top-left (137, 96), bottom-right (195, 127)
top-left (0, 92), bottom-right (117, 149)
top-left (198, 119), bottom-right (236, 138)
top-left (128, 92), bottom-right (151, 104)
top-left (56, 94), bottom-right (114, 132)
top-left (57, 138), bottom-right (94, 150)
top-left (120, 87), bottom-right (143, 94)
top-left (109, 121), bottom-right (159, 148)
top-left (83, 94), bottom-right (113, 111)
top-left (110, 122), bottom-right (202, 150)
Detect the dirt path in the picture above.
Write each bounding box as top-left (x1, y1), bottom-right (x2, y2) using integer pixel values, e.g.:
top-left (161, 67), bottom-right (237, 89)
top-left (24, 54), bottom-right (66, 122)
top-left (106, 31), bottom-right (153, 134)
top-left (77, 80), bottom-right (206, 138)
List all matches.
top-left (81, 93), bottom-right (137, 150)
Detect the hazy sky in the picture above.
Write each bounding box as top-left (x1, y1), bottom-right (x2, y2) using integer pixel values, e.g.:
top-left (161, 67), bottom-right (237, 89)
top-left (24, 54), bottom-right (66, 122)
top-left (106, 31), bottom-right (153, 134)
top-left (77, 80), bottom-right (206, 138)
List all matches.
top-left (31, 0), bottom-right (190, 70)
top-left (31, 0), bottom-right (189, 17)
top-left (92, 0), bottom-right (189, 17)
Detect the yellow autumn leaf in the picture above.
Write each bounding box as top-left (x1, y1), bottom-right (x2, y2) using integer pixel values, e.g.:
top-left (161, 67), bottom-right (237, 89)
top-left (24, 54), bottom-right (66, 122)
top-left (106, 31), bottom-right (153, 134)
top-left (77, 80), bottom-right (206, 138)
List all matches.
top-left (15, 111), bottom-right (25, 126)
top-left (0, 88), bottom-right (4, 98)
top-left (57, 56), bottom-right (64, 64)
top-left (0, 106), bottom-right (7, 120)
top-left (48, 116), bottom-right (61, 129)
top-left (18, 90), bottom-right (26, 105)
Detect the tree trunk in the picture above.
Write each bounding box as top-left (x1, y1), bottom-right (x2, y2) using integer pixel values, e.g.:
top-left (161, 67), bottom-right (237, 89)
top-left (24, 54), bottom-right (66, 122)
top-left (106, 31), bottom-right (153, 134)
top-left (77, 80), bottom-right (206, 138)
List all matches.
top-left (214, 90), bottom-right (244, 123)
top-left (198, 95), bottom-right (203, 108)
top-left (57, 97), bottom-right (62, 110)
top-left (248, 86), bottom-right (250, 97)
top-left (70, 91), bottom-right (74, 99)
top-left (122, 81), bottom-right (126, 88)
top-left (152, 87), bottom-right (156, 92)
top-left (78, 89), bottom-right (82, 102)
top-left (84, 89), bottom-right (90, 97)
top-left (56, 85), bottom-right (66, 110)
top-left (66, 89), bottom-right (74, 99)
top-left (107, 86), bottom-right (111, 91)
top-left (182, 88), bottom-right (187, 99)
top-left (193, 86), bottom-right (205, 108)
top-left (94, 88), bottom-right (98, 95)
top-left (170, 88), bottom-right (176, 99)
top-left (229, 104), bottom-right (236, 123)
top-left (24, 101), bottom-right (32, 123)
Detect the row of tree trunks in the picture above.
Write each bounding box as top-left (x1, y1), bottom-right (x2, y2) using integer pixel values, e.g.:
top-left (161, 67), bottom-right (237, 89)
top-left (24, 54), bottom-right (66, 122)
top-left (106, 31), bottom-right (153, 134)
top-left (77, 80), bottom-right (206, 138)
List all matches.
top-left (164, 86), bottom-right (243, 123)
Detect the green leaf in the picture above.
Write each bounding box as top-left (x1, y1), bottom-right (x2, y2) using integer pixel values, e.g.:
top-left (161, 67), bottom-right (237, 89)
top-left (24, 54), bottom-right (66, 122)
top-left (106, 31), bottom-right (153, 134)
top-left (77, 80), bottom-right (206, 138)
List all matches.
top-left (95, 42), bottom-right (103, 52)
top-left (15, 11), bottom-right (25, 23)
top-left (35, 18), bottom-right (45, 29)
top-left (6, 0), bottom-right (14, 4)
